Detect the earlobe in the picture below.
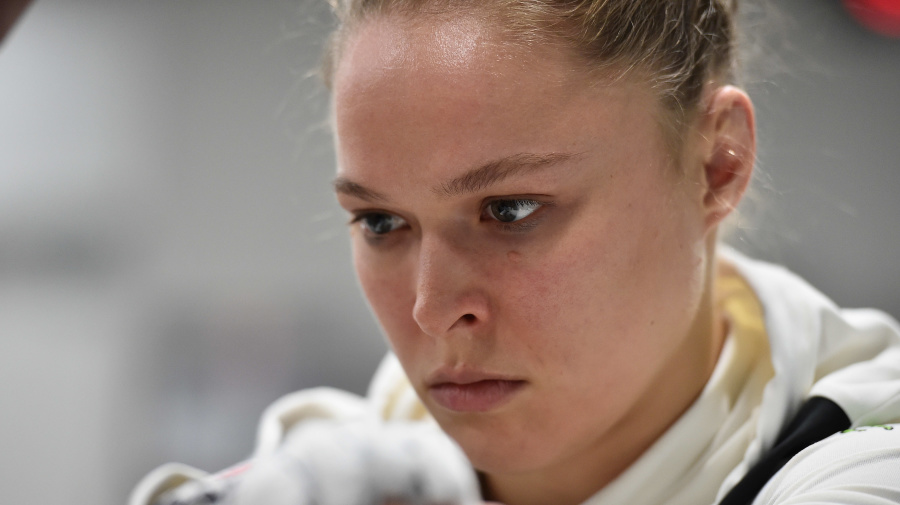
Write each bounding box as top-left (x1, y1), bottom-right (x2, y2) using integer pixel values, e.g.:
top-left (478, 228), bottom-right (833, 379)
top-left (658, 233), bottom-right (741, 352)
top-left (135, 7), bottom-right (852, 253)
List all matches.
top-left (701, 85), bottom-right (756, 229)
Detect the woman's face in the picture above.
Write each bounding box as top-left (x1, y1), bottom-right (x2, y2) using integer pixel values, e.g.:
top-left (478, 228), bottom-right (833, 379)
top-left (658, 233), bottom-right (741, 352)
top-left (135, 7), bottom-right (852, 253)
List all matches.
top-left (332, 16), bottom-right (714, 477)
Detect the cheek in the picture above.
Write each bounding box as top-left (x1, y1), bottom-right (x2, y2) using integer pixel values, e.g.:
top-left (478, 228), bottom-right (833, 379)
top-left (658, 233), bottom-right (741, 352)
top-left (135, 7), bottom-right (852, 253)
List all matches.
top-left (501, 181), bottom-right (705, 378)
top-left (353, 244), bottom-right (418, 344)
top-left (585, 186), bottom-right (706, 361)
top-left (487, 242), bottom-right (613, 382)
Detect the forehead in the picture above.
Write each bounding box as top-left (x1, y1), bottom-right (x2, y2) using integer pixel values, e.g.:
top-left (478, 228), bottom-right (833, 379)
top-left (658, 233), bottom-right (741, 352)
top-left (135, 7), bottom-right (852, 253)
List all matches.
top-left (333, 14), bottom-right (584, 106)
top-left (331, 13), bottom-right (665, 182)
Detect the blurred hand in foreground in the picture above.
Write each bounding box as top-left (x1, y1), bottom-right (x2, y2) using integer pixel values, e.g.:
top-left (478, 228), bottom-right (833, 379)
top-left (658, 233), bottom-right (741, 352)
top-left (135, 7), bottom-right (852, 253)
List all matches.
top-left (154, 419), bottom-right (484, 505)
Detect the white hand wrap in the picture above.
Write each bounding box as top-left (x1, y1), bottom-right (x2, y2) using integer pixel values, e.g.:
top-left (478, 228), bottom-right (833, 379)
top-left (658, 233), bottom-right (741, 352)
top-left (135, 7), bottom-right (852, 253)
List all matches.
top-left (154, 419), bottom-right (481, 505)
top-left (233, 419), bottom-right (481, 505)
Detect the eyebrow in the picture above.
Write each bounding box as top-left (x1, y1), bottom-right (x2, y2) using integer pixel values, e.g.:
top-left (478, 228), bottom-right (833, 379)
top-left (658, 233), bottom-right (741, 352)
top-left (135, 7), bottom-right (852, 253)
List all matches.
top-left (434, 152), bottom-right (577, 198)
top-left (332, 178), bottom-right (389, 202)
top-left (332, 152), bottom-right (577, 202)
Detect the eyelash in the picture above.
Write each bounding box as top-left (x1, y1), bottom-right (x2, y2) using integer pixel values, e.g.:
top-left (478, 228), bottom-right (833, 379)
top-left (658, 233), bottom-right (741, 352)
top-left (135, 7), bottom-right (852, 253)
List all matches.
top-left (481, 198), bottom-right (548, 232)
top-left (348, 212), bottom-right (408, 243)
top-left (348, 197), bottom-right (551, 240)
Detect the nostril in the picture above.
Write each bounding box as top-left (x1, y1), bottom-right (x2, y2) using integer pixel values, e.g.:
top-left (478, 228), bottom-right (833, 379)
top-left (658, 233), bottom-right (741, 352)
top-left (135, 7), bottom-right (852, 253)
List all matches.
top-left (461, 314), bottom-right (476, 322)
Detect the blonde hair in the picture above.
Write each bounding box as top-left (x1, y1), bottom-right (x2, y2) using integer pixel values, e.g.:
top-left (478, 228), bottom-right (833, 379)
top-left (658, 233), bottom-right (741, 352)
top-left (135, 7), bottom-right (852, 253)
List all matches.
top-left (321, 0), bottom-right (740, 130)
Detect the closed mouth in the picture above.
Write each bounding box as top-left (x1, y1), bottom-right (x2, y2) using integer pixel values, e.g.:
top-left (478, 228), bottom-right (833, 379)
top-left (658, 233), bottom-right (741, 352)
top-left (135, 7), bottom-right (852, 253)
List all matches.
top-left (428, 379), bottom-right (526, 412)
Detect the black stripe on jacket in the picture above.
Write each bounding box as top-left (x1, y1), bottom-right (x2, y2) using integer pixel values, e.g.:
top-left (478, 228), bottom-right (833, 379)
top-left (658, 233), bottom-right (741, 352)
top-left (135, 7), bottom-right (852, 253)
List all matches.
top-left (718, 396), bottom-right (851, 505)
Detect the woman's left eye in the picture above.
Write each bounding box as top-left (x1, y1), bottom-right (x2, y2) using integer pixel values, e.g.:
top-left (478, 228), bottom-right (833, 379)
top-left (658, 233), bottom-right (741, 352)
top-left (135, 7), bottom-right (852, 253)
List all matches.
top-left (484, 199), bottom-right (542, 224)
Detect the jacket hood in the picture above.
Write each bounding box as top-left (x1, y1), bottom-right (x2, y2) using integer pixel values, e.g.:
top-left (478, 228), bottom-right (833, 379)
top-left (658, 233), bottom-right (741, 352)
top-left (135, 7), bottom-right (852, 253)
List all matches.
top-left (719, 247), bottom-right (900, 492)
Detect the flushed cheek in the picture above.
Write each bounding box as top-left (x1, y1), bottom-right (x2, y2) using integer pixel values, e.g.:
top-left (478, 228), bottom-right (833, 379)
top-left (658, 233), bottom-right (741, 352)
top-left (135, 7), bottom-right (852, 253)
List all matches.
top-left (506, 215), bottom-right (684, 378)
top-left (354, 249), bottom-right (419, 341)
top-left (489, 251), bottom-right (614, 377)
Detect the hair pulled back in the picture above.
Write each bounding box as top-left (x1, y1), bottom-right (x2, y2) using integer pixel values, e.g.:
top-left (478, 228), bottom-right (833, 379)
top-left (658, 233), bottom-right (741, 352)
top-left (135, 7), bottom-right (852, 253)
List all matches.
top-left (323, 0), bottom-right (739, 128)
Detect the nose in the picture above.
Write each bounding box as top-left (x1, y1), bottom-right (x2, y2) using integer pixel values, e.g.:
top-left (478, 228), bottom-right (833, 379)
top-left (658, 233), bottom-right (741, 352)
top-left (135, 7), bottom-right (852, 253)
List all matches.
top-left (411, 234), bottom-right (491, 338)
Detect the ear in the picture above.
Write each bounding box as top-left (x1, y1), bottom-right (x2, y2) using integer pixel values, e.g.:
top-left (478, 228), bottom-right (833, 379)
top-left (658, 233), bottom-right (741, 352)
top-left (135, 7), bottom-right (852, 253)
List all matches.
top-left (698, 85), bottom-right (756, 230)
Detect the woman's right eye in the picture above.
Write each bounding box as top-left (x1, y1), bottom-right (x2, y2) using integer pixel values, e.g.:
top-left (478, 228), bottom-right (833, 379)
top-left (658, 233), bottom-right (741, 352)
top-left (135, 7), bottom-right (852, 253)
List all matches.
top-left (353, 212), bottom-right (408, 236)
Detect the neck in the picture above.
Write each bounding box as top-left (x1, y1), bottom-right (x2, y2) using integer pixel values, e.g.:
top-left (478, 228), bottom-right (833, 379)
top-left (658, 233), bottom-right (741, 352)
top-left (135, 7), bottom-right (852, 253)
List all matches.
top-left (483, 248), bottom-right (727, 505)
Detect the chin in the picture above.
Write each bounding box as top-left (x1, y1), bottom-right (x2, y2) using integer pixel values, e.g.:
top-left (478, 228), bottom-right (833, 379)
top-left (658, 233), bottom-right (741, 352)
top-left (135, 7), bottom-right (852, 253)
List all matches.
top-left (435, 413), bottom-right (552, 475)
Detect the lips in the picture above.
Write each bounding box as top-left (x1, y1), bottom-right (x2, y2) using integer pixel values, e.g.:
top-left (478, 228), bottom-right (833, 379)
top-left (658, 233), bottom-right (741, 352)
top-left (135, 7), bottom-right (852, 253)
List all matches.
top-left (426, 370), bottom-right (526, 413)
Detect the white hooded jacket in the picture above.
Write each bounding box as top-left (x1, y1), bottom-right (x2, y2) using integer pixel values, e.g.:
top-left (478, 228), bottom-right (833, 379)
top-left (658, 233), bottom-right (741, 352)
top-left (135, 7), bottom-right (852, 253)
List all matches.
top-left (719, 248), bottom-right (900, 503)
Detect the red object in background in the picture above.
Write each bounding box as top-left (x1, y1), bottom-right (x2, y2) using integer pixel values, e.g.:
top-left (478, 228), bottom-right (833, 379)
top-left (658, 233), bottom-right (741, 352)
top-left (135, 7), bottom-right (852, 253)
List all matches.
top-left (843, 0), bottom-right (900, 38)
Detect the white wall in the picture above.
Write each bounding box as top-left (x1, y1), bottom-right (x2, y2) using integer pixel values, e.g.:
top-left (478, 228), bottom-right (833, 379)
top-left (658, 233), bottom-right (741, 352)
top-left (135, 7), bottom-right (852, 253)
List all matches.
top-left (0, 1), bottom-right (384, 502)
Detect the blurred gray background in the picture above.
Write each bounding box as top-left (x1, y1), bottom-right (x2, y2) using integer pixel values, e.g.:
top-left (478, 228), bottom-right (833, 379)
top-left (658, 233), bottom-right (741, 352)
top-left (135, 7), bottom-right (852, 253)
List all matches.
top-left (0, 1), bottom-right (897, 503)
